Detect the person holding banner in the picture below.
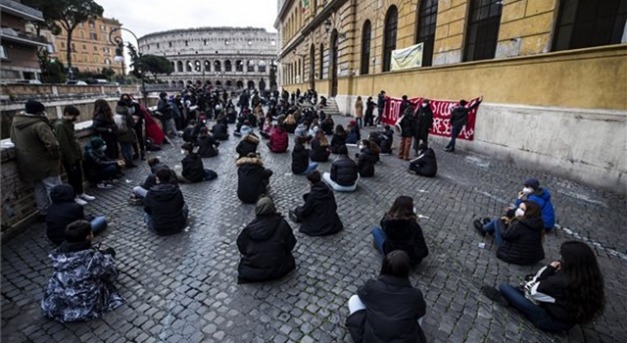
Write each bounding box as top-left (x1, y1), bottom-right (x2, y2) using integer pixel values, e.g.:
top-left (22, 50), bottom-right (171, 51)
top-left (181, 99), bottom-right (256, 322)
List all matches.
top-left (376, 91), bottom-right (386, 125)
top-left (413, 99), bottom-right (434, 154)
top-left (445, 97), bottom-right (482, 152)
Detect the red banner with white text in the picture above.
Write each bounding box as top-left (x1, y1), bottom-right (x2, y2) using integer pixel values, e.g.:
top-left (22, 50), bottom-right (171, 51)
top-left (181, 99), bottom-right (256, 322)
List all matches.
top-left (381, 96), bottom-right (482, 141)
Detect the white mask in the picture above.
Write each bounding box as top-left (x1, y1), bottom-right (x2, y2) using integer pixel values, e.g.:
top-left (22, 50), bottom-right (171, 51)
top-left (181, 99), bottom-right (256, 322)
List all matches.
top-left (422, 103), bottom-right (427, 108)
top-left (181, 150), bottom-right (186, 155)
top-left (358, 144), bottom-right (364, 150)
top-left (515, 208), bottom-right (525, 218)
top-left (522, 187), bottom-right (533, 195)
top-left (413, 207), bottom-right (417, 214)
top-left (99, 145), bottom-right (107, 152)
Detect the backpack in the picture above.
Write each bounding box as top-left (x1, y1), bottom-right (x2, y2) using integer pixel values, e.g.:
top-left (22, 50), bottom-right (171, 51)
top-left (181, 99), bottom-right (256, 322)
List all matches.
top-left (113, 114), bottom-right (129, 133)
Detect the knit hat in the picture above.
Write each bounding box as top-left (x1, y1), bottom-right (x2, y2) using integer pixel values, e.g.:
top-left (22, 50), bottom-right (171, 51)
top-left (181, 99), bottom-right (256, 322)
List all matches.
top-left (90, 137), bottom-right (106, 150)
top-left (25, 99), bottom-right (45, 114)
top-left (524, 178), bottom-right (540, 190)
top-left (255, 196), bottom-right (276, 216)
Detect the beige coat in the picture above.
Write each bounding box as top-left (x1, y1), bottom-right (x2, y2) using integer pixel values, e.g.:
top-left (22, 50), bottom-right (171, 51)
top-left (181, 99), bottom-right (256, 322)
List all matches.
top-left (355, 99), bottom-right (364, 118)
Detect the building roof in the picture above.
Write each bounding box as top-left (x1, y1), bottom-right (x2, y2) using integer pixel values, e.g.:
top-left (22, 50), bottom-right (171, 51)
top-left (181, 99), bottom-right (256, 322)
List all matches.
top-left (140, 27), bottom-right (275, 41)
top-left (0, 0), bottom-right (44, 22)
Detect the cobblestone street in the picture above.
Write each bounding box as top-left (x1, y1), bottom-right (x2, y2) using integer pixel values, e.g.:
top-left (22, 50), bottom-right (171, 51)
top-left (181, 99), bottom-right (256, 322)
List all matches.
top-left (2, 116), bottom-right (626, 343)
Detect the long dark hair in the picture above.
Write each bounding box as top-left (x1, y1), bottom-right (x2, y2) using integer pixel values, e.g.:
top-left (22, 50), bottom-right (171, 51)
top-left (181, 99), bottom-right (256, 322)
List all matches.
top-left (521, 200), bottom-right (541, 219)
top-left (93, 99), bottom-right (113, 121)
top-left (559, 241), bottom-right (605, 323)
top-left (380, 250), bottom-right (411, 279)
top-left (387, 196), bottom-right (416, 220)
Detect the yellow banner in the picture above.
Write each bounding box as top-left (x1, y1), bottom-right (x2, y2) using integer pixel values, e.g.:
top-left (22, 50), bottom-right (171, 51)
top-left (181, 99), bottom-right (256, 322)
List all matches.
top-left (390, 43), bottom-right (424, 71)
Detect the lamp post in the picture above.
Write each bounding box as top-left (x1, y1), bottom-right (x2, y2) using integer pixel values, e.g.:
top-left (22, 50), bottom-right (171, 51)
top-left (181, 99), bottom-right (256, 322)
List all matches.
top-left (109, 27), bottom-right (147, 106)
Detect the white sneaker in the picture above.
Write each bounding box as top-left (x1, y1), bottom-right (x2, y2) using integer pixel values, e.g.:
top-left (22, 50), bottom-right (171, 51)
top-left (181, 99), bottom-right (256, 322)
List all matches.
top-left (79, 193), bottom-right (96, 201)
top-left (96, 183), bottom-right (113, 189)
top-left (75, 197), bottom-right (88, 206)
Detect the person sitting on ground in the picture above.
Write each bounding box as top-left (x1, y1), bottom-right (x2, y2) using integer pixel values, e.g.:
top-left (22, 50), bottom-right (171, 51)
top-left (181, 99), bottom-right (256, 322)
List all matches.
top-left (377, 125), bottom-right (394, 154)
top-left (234, 119), bottom-right (253, 137)
top-left (345, 250), bottom-right (427, 343)
top-left (177, 142), bottom-right (217, 183)
top-left (46, 184), bottom-right (107, 246)
top-left (282, 113), bottom-right (297, 133)
top-left (514, 178), bottom-right (555, 231)
top-left (182, 119), bottom-right (201, 143)
top-left (356, 140), bottom-right (377, 178)
top-left (371, 196), bottom-right (429, 265)
top-left (310, 130), bottom-right (331, 162)
top-left (41, 220), bottom-right (125, 323)
top-left (323, 145), bottom-right (359, 192)
top-left (289, 171), bottom-right (343, 236)
top-left (291, 136), bottom-right (318, 175)
top-left (331, 124), bottom-right (347, 154)
top-left (474, 200), bottom-right (545, 265)
top-left (481, 241), bottom-right (605, 333)
top-left (260, 117), bottom-right (273, 139)
top-left (346, 120), bottom-right (361, 144)
top-left (409, 143), bottom-right (437, 177)
top-left (236, 196), bottom-right (297, 284)
top-left (367, 133), bottom-right (381, 163)
top-left (268, 123), bottom-right (289, 153)
top-left (236, 153), bottom-right (274, 204)
top-left (211, 118), bottom-right (229, 140)
top-left (294, 120), bottom-right (310, 140)
top-left (321, 113), bottom-right (334, 135)
top-left (82, 137), bottom-right (122, 189)
top-left (144, 168), bottom-right (188, 235)
top-left (132, 158), bottom-right (177, 199)
top-left (197, 126), bottom-right (219, 158)
top-left (236, 132), bottom-right (260, 158)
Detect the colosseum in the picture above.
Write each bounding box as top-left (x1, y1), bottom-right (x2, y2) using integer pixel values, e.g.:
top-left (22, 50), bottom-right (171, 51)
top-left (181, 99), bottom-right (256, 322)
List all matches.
top-left (138, 27), bottom-right (278, 91)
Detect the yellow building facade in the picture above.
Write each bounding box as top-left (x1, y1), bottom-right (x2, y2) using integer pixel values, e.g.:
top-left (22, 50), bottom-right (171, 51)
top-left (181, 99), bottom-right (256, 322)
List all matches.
top-left (52, 17), bottom-right (124, 75)
top-left (276, 0), bottom-right (627, 193)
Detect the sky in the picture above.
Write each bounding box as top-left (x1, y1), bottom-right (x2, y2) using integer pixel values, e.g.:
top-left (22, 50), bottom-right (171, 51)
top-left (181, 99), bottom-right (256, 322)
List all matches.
top-left (97, 0), bottom-right (279, 42)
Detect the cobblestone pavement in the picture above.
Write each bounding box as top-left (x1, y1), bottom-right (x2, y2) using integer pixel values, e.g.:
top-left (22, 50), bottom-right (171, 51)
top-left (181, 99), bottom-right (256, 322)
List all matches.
top-left (2, 115), bottom-right (626, 343)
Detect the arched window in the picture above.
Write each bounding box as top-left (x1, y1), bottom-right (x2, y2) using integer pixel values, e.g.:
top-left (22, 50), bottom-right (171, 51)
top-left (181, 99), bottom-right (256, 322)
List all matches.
top-left (236, 60), bottom-right (243, 72)
top-left (194, 60), bottom-right (201, 72)
top-left (319, 43), bottom-right (324, 79)
top-left (416, 0), bottom-right (438, 67)
top-left (464, 0), bottom-right (502, 62)
top-left (214, 60), bottom-right (221, 72)
top-left (186, 61), bottom-right (192, 72)
top-left (258, 61), bottom-right (267, 73)
top-left (247, 60), bottom-right (255, 72)
top-left (177, 61), bottom-right (183, 72)
top-left (382, 6), bottom-right (398, 72)
top-left (360, 20), bottom-right (372, 75)
top-left (225, 60), bottom-right (232, 72)
top-left (204, 60), bottom-right (210, 72)
top-left (553, 0), bottom-right (627, 51)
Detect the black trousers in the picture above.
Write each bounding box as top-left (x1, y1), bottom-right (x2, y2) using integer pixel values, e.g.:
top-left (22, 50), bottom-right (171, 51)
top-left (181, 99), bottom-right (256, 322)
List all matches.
top-left (63, 161), bottom-right (84, 195)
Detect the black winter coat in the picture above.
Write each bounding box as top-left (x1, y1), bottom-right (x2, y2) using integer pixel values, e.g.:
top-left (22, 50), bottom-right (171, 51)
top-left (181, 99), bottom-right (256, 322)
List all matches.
top-left (140, 162), bottom-right (177, 190)
top-left (450, 101), bottom-right (480, 128)
top-left (181, 153), bottom-right (206, 183)
top-left (380, 217), bottom-right (429, 265)
top-left (399, 114), bottom-right (415, 138)
top-left (346, 275), bottom-right (427, 343)
top-left (236, 213), bottom-right (297, 283)
top-left (291, 143), bottom-right (311, 174)
top-left (331, 132), bottom-right (347, 154)
top-left (144, 183), bottom-right (186, 235)
top-left (330, 155), bottom-right (358, 186)
top-left (309, 138), bottom-right (330, 162)
top-left (236, 156), bottom-right (273, 204)
top-left (46, 185), bottom-right (85, 245)
top-left (409, 148), bottom-right (437, 177)
top-left (295, 181), bottom-right (343, 236)
top-left (413, 106), bottom-right (433, 139)
top-left (211, 123), bottom-right (229, 140)
top-left (497, 217), bottom-right (545, 265)
top-left (197, 135), bottom-right (219, 158)
top-left (357, 148), bottom-right (377, 177)
top-left (236, 134), bottom-right (259, 158)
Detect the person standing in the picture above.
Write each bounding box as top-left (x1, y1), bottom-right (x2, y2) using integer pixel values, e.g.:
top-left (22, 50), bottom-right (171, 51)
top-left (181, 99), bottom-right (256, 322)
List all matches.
top-left (413, 99), bottom-right (434, 154)
top-left (10, 100), bottom-right (62, 219)
top-left (54, 105), bottom-right (95, 205)
top-left (113, 102), bottom-right (137, 169)
top-left (91, 99), bottom-right (118, 160)
top-left (397, 106), bottom-right (415, 160)
top-left (157, 92), bottom-right (174, 137)
top-left (364, 96), bottom-right (376, 127)
top-left (376, 91), bottom-right (386, 125)
top-left (445, 96), bottom-right (482, 152)
top-left (354, 96), bottom-right (364, 128)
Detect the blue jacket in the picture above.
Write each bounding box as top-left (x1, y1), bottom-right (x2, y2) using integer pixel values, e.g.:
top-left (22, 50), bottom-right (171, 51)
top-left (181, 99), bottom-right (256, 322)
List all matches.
top-left (515, 188), bottom-right (555, 230)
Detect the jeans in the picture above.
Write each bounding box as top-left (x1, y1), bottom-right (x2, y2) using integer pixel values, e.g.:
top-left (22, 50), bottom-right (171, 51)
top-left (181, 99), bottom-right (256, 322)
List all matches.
top-left (447, 125), bottom-right (462, 149)
top-left (296, 163), bottom-right (318, 175)
top-left (483, 218), bottom-right (504, 246)
top-left (322, 172), bottom-right (358, 192)
top-left (90, 216), bottom-right (107, 234)
top-left (499, 283), bottom-right (573, 333)
top-left (371, 227), bottom-right (387, 256)
top-left (133, 186), bottom-right (148, 198)
top-left (356, 117), bottom-right (363, 128)
top-left (119, 142), bottom-right (133, 164)
top-left (33, 176), bottom-right (62, 214)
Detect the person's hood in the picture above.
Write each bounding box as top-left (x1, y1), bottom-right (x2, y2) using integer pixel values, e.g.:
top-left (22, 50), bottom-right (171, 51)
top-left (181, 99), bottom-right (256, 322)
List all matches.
top-left (150, 162), bottom-right (170, 174)
top-left (309, 181), bottom-right (334, 200)
top-left (532, 188), bottom-right (551, 201)
top-left (243, 133), bottom-right (260, 144)
top-left (149, 183), bottom-right (180, 201)
top-left (183, 153), bottom-right (201, 163)
top-left (51, 242), bottom-right (95, 272)
top-left (293, 142), bottom-right (306, 152)
top-left (518, 216), bottom-right (545, 231)
top-left (245, 213), bottom-right (282, 242)
top-left (12, 114), bottom-right (49, 130)
top-left (255, 197), bottom-right (276, 216)
top-left (236, 155), bottom-right (263, 167)
top-left (49, 184), bottom-right (76, 203)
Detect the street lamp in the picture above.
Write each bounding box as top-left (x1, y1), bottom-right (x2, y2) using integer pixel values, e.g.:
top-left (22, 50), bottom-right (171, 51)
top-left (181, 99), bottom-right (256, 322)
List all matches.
top-left (109, 27), bottom-right (147, 106)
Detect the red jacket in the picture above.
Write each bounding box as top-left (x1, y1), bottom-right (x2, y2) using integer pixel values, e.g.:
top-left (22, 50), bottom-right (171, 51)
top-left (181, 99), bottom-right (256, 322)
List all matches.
top-left (269, 127), bottom-right (288, 152)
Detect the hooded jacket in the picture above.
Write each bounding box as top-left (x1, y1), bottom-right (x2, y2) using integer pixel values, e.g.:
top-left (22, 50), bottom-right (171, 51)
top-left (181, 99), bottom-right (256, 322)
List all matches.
top-left (515, 188), bottom-right (556, 230)
top-left (46, 185), bottom-right (85, 245)
top-left (197, 134), bottom-right (219, 158)
top-left (413, 105), bottom-right (433, 139)
top-left (83, 139), bottom-right (118, 182)
top-left (346, 275), bottom-right (427, 343)
top-left (331, 155), bottom-right (358, 186)
top-left (331, 131), bottom-right (347, 154)
top-left (399, 114), bottom-right (415, 138)
top-left (450, 101), bottom-right (480, 128)
top-left (269, 126), bottom-right (289, 153)
top-left (409, 148), bottom-right (437, 177)
top-left (211, 123), bottom-right (229, 140)
top-left (236, 156), bottom-right (273, 204)
top-left (144, 183), bottom-right (186, 235)
top-left (53, 119), bottom-right (82, 166)
top-left (181, 153), bottom-right (206, 183)
top-left (140, 162), bottom-right (177, 190)
top-left (357, 148), bottom-right (377, 177)
top-left (41, 241), bottom-right (125, 322)
top-left (309, 137), bottom-right (330, 162)
top-left (236, 203), bottom-right (297, 284)
top-left (496, 216), bottom-right (545, 265)
top-left (291, 142), bottom-right (311, 174)
top-left (380, 216), bottom-right (429, 265)
top-left (295, 181), bottom-right (344, 236)
top-left (236, 134), bottom-right (260, 158)
top-left (10, 114), bottom-right (60, 182)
